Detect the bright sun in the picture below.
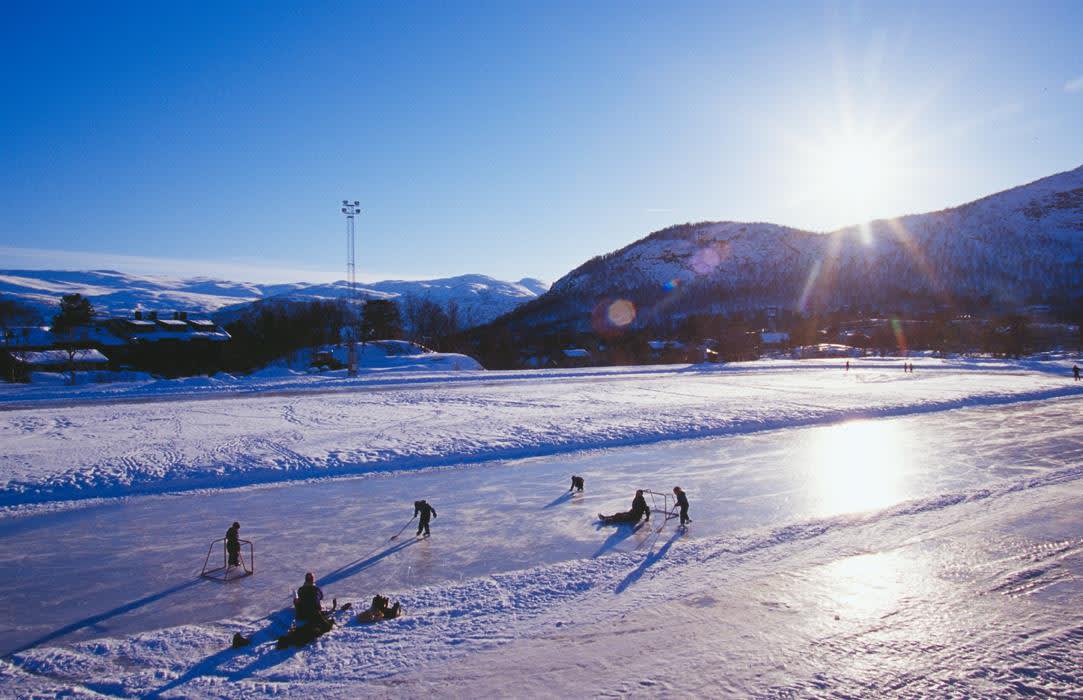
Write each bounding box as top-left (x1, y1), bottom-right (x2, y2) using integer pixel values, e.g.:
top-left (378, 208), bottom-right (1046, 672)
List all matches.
top-left (817, 131), bottom-right (904, 225)
top-left (789, 122), bottom-right (910, 231)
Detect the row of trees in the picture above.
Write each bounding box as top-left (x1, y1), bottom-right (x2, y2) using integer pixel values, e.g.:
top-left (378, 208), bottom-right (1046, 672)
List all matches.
top-left (219, 296), bottom-right (471, 372)
top-left (463, 307), bottom-right (1083, 369)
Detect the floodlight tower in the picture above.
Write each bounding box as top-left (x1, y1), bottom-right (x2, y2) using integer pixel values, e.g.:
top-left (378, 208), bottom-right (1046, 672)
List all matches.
top-left (341, 200), bottom-right (362, 376)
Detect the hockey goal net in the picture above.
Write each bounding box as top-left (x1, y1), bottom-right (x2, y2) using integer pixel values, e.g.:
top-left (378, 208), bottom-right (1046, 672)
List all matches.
top-left (644, 490), bottom-right (679, 520)
top-left (200, 537), bottom-right (254, 582)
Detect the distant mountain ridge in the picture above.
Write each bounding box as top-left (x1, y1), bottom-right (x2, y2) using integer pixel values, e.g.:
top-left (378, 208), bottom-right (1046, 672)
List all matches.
top-left (0, 270), bottom-right (549, 327)
top-left (496, 164), bottom-right (1083, 332)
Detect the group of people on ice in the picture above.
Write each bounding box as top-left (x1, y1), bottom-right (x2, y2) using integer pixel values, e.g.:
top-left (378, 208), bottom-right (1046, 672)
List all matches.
top-left (573, 475), bottom-right (691, 526)
top-left (596, 485), bottom-right (691, 527)
top-left (227, 479), bottom-right (691, 649)
top-left (273, 571), bottom-right (405, 648)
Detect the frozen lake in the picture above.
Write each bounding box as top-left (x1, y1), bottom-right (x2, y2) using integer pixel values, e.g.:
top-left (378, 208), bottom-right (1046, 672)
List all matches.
top-left (3, 394), bottom-right (1079, 658)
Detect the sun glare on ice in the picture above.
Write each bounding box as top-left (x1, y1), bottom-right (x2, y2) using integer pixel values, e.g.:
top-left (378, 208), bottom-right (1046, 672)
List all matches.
top-left (808, 419), bottom-right (907, 517)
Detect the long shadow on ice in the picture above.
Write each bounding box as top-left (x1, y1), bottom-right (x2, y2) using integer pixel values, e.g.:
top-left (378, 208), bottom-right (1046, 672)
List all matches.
top-left (543, 491), bottom-right (576, 509)
top-left (320, 538), bottom-right (420, 587)
top-left (592, 520), bottom-right (648, 558)
top-left (146, 609), bottom-right (299, 698)
top-left (614, 529), bottom-right (682, 594)
top-left (5, 578), bottom-right (203, 657)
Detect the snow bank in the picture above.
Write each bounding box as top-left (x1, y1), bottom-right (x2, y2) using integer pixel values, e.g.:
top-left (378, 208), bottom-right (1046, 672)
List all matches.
top-left (1, 359), bottom-right (1081, 508)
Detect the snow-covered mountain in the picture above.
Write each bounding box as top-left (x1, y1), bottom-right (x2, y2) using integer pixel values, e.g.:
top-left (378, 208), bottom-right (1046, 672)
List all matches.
top-left (0, 270), bottom-right (548, 327)
top-left (499, 164), bottom-right (1083, 330)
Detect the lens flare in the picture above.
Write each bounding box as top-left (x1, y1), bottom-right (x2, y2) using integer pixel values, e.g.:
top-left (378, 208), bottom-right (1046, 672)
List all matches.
top-left (690, 246), bottom-right (723, 275)
top-left (607, 299), bottom-right (636, 327)
top-left (891, 318), bottom-right (907, 354)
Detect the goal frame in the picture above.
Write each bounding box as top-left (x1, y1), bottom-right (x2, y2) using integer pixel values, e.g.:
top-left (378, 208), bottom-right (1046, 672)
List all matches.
top-left (643, 490), bottom-right (679, 520)
top-left (200, 537), bottom-right (254, 582)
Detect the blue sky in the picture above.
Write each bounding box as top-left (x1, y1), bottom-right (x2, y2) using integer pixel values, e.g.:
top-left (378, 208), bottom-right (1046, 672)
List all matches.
top-left (2, 1), bottom-right (1081, 283)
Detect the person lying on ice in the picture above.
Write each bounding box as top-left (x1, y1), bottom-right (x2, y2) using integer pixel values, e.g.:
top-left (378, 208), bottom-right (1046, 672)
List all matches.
top-left (569, 475), bottom-right (585, 492)
top-left (414, 499), bottom-right (437, 536)
top-left (356, 594), bottom-right (402, 623)
top-left (598, 489), bottom-right (650, 524)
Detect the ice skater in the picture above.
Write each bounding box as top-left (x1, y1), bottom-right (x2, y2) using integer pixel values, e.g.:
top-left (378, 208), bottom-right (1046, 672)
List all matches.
top-left (414, 499), bottom-right (437, 537)
top-left (225, 521), bottom-right (241, 567)
top-left (569, 475), bottom-right (585, 492)
top-left (673, 486), bottom-right (691, 526)
top-left (1074, 364), bottom-right (1080, 381)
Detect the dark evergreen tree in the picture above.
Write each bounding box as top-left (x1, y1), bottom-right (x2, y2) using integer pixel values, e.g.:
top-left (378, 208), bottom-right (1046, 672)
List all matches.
top-left (361, 299), bottom-right (402, 342)
top-left (52, 293), bottom-right (94, 333)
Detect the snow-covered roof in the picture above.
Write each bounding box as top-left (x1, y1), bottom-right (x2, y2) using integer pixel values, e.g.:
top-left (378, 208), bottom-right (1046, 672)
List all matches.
top-left (11, 349), bottom-right (110, 366)
top-left (156, 319), bottom-right (188, 329)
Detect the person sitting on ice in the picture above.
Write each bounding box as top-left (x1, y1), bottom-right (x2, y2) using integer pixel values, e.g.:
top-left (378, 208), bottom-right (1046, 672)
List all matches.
top-left (414, 499), bottom-right (437, 537)
top-left (599, 489), bottom-right (650, 524)
top-left (569, 475), bottom-right (585, 492)
top-left (225, 521), bottom-right (241, 568)
top-left (356, 594), bottom-right (402, 623)
top-left (294, 572), bottom-right (326, 623)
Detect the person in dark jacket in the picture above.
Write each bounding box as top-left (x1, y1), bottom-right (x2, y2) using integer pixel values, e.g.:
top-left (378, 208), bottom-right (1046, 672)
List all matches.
top-left (599, 490), bottom-right (650, 524)
top-left (295, 572), bottom-right (325, 623)
top-left (414, 500), bottom-right (437, 536)
top-left (673, 486), bottom-right (691, 526)
top-left (1074, 364), bottom-right (1080, 381)
top-left (569, 475), bottom-right (585, 492)
top-left (225, 522), bottom-right (241, 567)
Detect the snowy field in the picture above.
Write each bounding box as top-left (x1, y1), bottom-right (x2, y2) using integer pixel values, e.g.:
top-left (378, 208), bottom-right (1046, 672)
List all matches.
top-left (1, 358), bottom-right (1081, 697)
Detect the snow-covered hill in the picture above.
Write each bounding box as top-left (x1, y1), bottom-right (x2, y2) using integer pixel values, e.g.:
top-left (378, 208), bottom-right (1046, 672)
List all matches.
top-left (0, 270), bottom-right (548, 327)
top-left (504, 164), bottom-right (1083, 330)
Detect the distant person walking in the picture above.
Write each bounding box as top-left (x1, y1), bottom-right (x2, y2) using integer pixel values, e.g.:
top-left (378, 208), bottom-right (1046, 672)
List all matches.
top-left (673, 486), bottom-right (691, 526)
top-left (225, 521), bottom-right (241, 568)
top-left (845, 361), bottom-right (850, 371)
top-left (1074, 364), bottom-right (1080, 381)
top-left (414, 500), bottom-right (437, 537)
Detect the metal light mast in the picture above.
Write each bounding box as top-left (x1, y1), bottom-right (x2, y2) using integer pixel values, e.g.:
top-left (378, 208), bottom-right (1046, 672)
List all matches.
top-left (341, 200), bottom-right (362, 377)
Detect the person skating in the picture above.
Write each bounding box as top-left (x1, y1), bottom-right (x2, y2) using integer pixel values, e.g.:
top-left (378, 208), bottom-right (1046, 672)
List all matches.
top-left (599, 489), bottom-right (650, 524)
top-left (1074, 364), bottom-right (1080, 381)
top-left (569, 475), bottom-right (585, 492)
top-left (673, 486), bottom-right (691, 526)
top-left (414, 500), bottom-right (437, 537)
top-left (225, 521), bottom-right (241, 568)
